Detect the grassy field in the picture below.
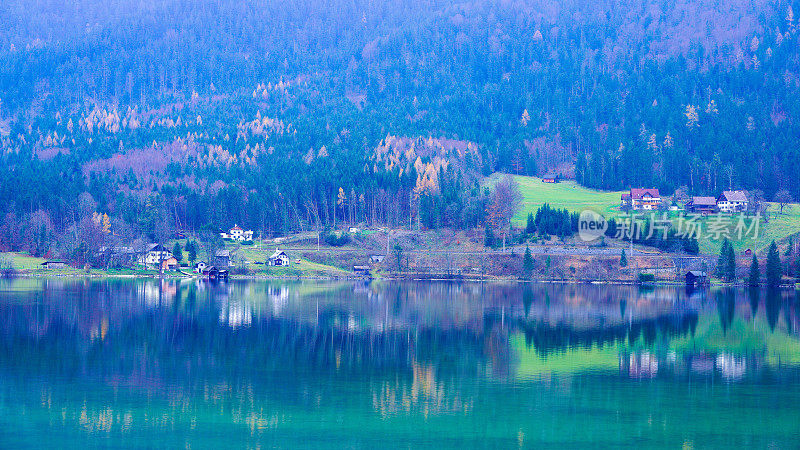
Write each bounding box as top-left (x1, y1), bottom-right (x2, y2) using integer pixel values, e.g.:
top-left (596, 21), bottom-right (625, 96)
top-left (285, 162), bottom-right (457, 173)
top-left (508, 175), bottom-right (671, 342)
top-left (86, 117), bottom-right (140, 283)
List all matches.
top-left (2, 247), bottom-right (349, 279)
top-left (503, 175), bottom-right (625, 225)
top-left (219, 244), bottom-right (350, 277)
top-left (1, 252), bottom-right (94, 276)
top-left (503, 174), bottom-right (800, 255)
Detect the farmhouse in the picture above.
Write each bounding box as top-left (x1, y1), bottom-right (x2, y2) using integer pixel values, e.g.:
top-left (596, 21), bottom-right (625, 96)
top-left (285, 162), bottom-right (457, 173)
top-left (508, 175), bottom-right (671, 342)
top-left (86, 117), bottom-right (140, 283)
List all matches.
top-left (717, 190), bottom-right (749, 213)
top-left (685, 196), bottom-right (717, 214)
top-left (137, 244), bottom-right (173, 269)
top-left (621, 188), bottom-right (661, 210)
top-left (40, 260), bottom-right (68, 269)
top-left (269, 250), bottom-right (290, 266)
top-left (541, 172), bottom-right (560, 183)
top-left (220, 224), bottom-right (254, 242)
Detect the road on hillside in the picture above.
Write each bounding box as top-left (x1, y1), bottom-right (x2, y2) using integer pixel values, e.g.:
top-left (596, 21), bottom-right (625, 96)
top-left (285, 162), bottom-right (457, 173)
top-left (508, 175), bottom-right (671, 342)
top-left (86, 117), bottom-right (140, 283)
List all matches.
top-left (252, 244), bottom-right (710, 260)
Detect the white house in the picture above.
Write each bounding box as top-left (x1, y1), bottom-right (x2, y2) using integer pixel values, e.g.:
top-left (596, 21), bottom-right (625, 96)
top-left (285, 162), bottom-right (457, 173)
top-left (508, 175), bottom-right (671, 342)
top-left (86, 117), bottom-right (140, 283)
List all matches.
top-left (194, 261), bottom-right (208, 273)
top-left (269, 249), bottom-right (290, 267)
top-left (717, 190), bottom-right (749, 213)
top-left (220, 224), bottom-right (254, 241)
top-left (137, 244), bottom-right (173, 269)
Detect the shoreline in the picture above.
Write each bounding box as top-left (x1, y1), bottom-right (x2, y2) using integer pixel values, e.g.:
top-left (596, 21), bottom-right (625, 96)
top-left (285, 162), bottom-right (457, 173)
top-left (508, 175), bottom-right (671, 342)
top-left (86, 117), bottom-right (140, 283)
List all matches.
top-left (5, 271), bottom-right (799, 289)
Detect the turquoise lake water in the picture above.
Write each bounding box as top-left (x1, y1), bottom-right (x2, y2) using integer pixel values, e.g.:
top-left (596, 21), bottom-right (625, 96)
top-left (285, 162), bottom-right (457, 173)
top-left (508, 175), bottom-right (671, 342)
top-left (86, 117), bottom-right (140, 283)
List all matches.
top-left (0, 279), bottom-right (798, 448)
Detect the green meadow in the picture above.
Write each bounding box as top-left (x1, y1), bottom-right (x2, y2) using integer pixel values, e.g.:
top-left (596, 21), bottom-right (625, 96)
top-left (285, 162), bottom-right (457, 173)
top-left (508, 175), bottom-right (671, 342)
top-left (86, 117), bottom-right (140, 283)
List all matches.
top-left (504, 175), bottom-right (800, 255)
top-left (506, 175), bottom-right (625, 224)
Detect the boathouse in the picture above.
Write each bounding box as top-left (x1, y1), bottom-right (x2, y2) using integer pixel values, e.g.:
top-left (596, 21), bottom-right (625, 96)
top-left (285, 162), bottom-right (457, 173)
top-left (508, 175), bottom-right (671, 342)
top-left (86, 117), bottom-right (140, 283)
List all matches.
top-left (685, 270), bottom-right (708, 286)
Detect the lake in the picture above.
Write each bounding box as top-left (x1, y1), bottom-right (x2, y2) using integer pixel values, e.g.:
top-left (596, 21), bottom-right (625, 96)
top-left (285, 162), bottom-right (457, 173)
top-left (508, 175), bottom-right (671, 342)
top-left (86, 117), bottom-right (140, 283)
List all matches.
top-left (0, 279), bottom-right (798, 448)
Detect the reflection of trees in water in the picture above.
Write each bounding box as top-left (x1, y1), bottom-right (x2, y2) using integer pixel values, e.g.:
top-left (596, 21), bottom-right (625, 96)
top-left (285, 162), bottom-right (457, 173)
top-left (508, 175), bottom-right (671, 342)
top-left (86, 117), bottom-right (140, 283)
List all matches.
top-left (520, 313), bottom-right (699, 357)
top-left (715, 289), bottom-right (736, 333)
top-left (2, 280), bottom-right (799, 390)
top-left (748, 287), bottom-right (760, 318)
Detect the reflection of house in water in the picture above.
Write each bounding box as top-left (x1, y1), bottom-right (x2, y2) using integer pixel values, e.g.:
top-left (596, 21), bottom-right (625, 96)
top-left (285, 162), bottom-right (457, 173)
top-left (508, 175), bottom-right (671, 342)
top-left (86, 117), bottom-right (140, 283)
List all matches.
top-left (716, 353), bottom-right (746, 380)
top-left (219, 299), bottom-right (252, 328)
top-left (137, 280), bottom-right (178, 306)
top-left (268, 286), bottom-right (290, 313)
top-left (621, 352), bottom-right (659, 378)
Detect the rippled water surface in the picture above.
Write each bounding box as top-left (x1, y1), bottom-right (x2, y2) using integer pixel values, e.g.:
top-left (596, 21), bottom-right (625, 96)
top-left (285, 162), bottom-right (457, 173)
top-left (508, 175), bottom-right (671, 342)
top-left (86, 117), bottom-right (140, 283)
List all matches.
top-left (0, 279), bottom-right (799, 448)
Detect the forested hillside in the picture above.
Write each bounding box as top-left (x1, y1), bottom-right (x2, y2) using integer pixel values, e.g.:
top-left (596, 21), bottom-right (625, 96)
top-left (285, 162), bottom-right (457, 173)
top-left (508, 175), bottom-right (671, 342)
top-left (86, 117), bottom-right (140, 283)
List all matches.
top-left (0, 0), bottom-right (798, 256)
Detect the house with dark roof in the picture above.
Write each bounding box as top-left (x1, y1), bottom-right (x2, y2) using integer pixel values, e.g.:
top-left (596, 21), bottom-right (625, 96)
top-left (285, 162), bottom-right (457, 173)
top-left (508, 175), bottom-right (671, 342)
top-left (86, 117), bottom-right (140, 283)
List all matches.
top-left (268, 249), bottom-right (289, 267)
top-left (541, 172), bottom-right (560, 183)
top-left (621, 188), bottom-right (661, 210)
top-left (685, 270), bottom-right (708, 286)
top-left (717, 190), bottom-right (749, 213)
top-left (685, 196), bottom-right (717, 214)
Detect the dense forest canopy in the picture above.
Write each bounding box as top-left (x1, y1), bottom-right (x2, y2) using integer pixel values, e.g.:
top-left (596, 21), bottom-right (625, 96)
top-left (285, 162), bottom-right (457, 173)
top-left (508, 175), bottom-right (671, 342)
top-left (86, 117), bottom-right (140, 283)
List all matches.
top-left (0, 0), bottom-right (798, 257)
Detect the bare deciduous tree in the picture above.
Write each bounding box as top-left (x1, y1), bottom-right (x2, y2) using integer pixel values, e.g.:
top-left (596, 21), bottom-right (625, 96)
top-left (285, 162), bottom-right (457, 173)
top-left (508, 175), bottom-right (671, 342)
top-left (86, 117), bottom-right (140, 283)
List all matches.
top-left (775, 189), bottom-right (793, 213)
top-left (489, 175), bottom-right (522, 251)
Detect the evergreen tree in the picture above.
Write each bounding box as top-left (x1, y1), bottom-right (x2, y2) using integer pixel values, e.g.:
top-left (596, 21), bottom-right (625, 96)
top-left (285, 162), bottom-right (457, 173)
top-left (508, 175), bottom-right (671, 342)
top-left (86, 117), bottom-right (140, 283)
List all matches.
top-left (172, 242), bottom-right (183, 263)
top-left (725, 242), bottom-right (737, 282)
top-left (525, 213), bottom-right (535, 234)
top-left (523, 245), bottom-right (534, 278)
top-left (187, 240), bottom-right (197, 264)
top-left (620, 249), bottom-right (628, 267)
top-left (766, 240), bottom-right (782, 286)
top-left (715, 239), bottom-right (731, 280)
top-left (748, 254), bottom-right (760, 286)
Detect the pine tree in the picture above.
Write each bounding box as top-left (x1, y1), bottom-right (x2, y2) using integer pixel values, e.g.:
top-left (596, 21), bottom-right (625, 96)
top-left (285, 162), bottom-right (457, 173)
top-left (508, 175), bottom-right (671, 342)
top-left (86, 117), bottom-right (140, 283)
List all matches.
top-left (187, 241), bottom-right (197, 264)
top-left (620, 249), bottom-right (628, 267)
top-left (766, 240), bottom-right (782, 286)
top-left (715, 239), bottom-right (731, 279)
top-left (725, 242), bottom-right (737, 282)
top-left (748, 254), bottom-right (760, 286)
top-left (172, 242), bottom-right (183, 263)
top-left (523, 245), bottom-right (534, 278)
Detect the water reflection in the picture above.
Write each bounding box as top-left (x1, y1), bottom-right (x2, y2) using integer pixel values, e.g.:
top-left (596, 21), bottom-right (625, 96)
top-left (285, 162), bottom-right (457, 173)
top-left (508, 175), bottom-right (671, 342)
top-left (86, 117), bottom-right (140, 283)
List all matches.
top-left (1, 280), bottom-right (799, 379)
top-left (0, 279), bottom-right (798, 447)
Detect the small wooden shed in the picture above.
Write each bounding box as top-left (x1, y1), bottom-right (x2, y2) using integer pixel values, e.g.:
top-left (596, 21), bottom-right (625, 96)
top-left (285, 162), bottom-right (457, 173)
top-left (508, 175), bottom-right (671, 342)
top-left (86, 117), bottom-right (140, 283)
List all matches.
top-left (685, 270), bottom-right (708, 286)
